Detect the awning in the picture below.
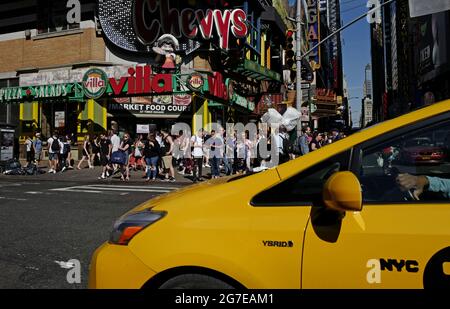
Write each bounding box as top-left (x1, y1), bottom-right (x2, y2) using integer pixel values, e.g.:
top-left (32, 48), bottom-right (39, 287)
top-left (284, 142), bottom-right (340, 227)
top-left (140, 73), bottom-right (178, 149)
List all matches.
top-left (233, 60), bottom-right (282, 82)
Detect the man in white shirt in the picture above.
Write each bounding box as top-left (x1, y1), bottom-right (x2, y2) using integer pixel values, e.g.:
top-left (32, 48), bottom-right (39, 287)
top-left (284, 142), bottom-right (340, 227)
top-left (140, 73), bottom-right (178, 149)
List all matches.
top-left (191, 129), bottom-right (204, 182)
top-left (110, 130), bottom-right (121, 153)
top-left (110, 130), bottom-right (121, 173)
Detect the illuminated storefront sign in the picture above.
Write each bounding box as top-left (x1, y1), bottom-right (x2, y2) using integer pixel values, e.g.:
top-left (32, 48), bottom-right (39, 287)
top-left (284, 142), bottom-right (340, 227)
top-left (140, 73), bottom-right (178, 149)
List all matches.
top-left (99, 0), bottom-right (248, 53)
top-left (107, 65), bottom-right (173, 96)
top-left (133, 0), bottom-right (248, 50)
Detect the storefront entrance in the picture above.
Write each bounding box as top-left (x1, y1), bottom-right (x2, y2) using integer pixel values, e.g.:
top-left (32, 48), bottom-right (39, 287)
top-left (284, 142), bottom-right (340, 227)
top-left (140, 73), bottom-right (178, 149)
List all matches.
top-left (41, 100), bottom-right (79, 138)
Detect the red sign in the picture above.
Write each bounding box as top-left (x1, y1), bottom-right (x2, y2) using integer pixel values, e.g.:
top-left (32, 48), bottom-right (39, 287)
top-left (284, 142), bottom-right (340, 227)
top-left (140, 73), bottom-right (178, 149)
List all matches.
top-left (133, 0), bottom-right (248, 50)
top-left (315, 88), bottom-right (336, 102)
top-left (108, 65), bottom-right (172, 96)
top-left (208, 72), bottom-right (228, 100)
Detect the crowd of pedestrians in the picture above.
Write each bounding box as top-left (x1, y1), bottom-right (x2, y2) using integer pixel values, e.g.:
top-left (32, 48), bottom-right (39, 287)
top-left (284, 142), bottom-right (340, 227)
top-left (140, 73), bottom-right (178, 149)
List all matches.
top-left (20, 125), bottom-right (347, 183)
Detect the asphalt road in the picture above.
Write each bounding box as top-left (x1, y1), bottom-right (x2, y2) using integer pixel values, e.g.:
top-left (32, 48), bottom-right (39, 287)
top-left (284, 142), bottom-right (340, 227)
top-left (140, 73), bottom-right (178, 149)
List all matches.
top-left (0, 177), bottom-right (187, 289)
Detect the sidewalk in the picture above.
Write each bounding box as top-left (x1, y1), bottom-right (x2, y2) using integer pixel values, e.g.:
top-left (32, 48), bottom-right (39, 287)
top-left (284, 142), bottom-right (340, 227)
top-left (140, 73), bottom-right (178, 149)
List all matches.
top-left (1, 160), bottom-right (210, 185)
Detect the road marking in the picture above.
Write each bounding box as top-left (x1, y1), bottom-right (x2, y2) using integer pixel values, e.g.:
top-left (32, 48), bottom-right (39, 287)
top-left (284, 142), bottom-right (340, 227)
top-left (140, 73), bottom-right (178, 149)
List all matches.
top-left (25, 191), bottom-right (43, 195)
top-left (50, 184), bottom-right (176, 194)
top-left (0, 196), bottom-right (28, 201)
top-left (54, 189), bottom-right (104, 194)
top-left (88, 184), bottom-right (180, 190)
top-left (0, 183), bottom-right (22, 187)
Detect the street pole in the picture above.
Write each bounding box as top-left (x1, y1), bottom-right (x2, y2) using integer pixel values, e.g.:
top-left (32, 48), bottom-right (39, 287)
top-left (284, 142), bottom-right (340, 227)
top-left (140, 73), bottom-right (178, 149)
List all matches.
top-left (295, 0), bottom-right (302, 111)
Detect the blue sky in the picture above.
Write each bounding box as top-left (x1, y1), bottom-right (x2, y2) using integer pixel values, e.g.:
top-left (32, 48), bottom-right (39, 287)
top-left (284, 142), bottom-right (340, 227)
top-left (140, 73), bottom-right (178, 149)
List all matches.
top-left (340, 0), bottom-right (371, 128)
top-left (288, 0), bottom-right (371, 127)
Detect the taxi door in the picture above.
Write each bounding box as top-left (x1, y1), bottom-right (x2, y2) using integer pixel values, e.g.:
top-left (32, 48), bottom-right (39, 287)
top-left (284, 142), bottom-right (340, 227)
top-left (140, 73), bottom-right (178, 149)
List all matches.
top-left (301, 114), bottom-right (450, 289)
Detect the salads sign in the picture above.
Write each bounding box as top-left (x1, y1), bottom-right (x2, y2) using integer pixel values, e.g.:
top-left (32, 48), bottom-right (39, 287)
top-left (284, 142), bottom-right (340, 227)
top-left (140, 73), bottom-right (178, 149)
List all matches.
top-left (0, 83), bottom-right (79, 103)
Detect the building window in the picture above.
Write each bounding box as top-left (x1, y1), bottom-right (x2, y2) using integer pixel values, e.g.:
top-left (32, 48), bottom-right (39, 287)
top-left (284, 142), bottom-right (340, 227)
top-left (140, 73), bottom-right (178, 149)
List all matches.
top-left (37, 0), bottom-right (80, 34)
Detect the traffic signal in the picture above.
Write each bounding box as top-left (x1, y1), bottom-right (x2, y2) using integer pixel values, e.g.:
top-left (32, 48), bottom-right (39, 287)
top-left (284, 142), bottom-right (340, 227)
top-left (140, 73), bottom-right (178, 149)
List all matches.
top-left (301, 58), bottom-right (314, 82)
top-left (285, 29), bottom-right (295, 69)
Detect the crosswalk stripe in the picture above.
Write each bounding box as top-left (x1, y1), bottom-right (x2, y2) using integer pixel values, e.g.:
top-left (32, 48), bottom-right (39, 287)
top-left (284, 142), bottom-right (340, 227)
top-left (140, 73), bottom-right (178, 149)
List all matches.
top-left (56, 189), bottom-right (104, 194)
top-left (75, 186), bottom-right (171, 193)
top-left (50, 184), bottom-right (176, 194)
top-left (88, 184), bottom-right (179, 190)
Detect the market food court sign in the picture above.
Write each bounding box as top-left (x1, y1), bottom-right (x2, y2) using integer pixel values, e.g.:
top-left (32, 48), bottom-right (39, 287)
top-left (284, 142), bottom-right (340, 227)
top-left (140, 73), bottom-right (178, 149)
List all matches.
top-left (109, 95), bottom-right (192, 116)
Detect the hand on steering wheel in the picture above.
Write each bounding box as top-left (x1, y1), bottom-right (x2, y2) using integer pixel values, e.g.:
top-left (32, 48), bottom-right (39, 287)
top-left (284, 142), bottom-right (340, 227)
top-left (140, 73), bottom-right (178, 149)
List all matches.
top-left (382, 167), bottom-right (420, 201)
top-left (396, 173), bottom-right (425, 201)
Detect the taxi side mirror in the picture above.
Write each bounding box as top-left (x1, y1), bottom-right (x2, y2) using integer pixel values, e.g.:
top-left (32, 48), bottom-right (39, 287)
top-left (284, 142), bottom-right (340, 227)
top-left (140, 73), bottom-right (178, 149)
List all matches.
top-left (323, 171), bottom-right (362, 212)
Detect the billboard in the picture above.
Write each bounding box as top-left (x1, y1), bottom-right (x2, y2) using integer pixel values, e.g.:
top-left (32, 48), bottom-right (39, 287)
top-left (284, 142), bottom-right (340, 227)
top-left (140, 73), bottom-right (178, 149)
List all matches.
top-left (409, 0), bottom-right (450, 18)
top-left (415, 12), bottom-right (449, 83)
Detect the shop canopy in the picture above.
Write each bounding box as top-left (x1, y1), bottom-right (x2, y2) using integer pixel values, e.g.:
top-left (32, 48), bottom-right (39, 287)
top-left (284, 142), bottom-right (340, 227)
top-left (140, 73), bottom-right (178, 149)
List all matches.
top-left (233, 60), bottom-right (282, 82)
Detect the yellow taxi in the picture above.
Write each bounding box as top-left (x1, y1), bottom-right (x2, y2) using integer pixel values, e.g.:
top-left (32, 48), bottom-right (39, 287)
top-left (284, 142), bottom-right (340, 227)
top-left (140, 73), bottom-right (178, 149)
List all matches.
top-left (89, 101), bottom-right (450, 289)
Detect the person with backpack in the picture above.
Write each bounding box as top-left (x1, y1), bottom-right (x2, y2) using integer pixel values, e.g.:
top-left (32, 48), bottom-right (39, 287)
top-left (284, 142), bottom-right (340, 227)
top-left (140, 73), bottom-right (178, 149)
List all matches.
top-left (47, 132), bottom-right (60, 174)
top-left (77, 135), bottom-right (93, 170)
top-left (276, 125), bottom-right (291, 165)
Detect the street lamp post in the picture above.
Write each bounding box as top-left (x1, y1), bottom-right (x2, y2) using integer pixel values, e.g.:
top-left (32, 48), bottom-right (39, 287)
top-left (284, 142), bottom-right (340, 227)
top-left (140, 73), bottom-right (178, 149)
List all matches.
top-left (295, 0), bottom-right (302, 111)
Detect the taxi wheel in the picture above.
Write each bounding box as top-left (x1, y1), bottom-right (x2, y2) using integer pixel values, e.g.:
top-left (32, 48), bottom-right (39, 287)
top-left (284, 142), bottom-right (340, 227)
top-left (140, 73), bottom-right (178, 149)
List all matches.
top-left (159, 274), bottom-right (234, 289)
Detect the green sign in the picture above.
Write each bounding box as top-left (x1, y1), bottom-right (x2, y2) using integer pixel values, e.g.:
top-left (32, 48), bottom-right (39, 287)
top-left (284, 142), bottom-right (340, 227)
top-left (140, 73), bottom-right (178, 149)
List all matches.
top-left (243, 60), bottom-right (282, 82)
top-left (0, 83), bottom-right (83, 103)
top-left (231, 92), bottom-right (255, 112)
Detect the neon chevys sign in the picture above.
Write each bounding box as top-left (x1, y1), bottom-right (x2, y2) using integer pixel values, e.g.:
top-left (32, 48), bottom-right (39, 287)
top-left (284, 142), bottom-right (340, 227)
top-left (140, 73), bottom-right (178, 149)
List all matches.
top-left (98, 0), bottom-right (248, 53)
top-left (133, 0), bottom-right (248, 50)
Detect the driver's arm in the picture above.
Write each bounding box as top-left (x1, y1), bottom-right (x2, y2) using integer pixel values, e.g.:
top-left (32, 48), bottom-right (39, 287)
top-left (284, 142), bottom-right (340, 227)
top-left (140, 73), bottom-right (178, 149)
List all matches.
top-left (426, 176), bottom-right (450, 199)
top-left (397, 174), bottom-right (450, 199)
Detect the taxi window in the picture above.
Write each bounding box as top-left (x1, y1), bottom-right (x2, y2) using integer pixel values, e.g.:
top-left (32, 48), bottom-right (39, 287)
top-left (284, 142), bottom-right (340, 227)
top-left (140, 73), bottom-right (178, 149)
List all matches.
top-left (251, 151), bottom-right (351, 206)
top-left (356, 119), bottom-right (450, 203)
